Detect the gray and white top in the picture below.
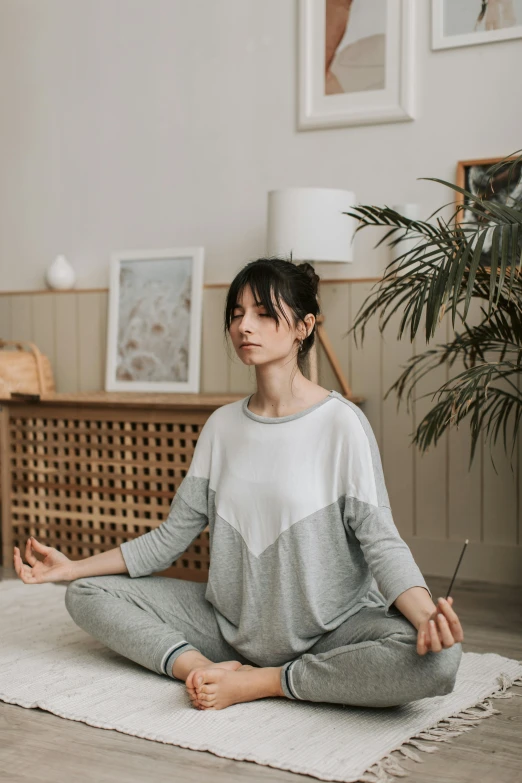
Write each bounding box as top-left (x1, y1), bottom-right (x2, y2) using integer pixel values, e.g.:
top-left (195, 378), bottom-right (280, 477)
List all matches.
top-left (120, 390), bottom-right (432, 667)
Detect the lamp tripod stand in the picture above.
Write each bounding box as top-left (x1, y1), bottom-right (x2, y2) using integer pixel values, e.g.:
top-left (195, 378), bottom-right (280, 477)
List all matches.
top-left (307, 312), bottom-right (361, 402)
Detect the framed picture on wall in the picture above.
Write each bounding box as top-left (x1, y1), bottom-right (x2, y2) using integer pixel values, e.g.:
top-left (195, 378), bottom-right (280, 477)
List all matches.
top-left (298, 0), bottom-right (415, 130)
top-left (432, 0), bottom-right (522, 50)
top-left (105, 247), bottom-right (204, 393)
top-left (456, 157), bottom-right (522, 266)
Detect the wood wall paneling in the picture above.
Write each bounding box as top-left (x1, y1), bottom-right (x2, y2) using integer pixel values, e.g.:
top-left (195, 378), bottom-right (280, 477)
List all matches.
top-left (99, 291), bottom-right (108, 389)
top-left (482, 308), bottom-right (518, 549)
top-left (32, 294), bottom-right (56, 373)
top-left (78, 292), bottom-right (105, 392)
top-left (350, 282), bottom-right (381, 448)
top-left (201, 288), bottom-right (229, 393)
top-left (10, 295), bottom-right (32, 343)
top-left (316, 281), bottom-right (350, 398)
top-left (380, 298), bottom-right (415, 540)
top-left (0, 297), bottom-right (12, 341)
top-left (54, 293), bottom-right (79, 393)
top-left (413, 307), bottom-right (448, 541)
top-left (447, 298), bottom-right (483, 558)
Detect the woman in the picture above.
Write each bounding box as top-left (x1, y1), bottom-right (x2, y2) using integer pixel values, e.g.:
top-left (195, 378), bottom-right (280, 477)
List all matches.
top-left (13, 258), bottom-right (464, 712)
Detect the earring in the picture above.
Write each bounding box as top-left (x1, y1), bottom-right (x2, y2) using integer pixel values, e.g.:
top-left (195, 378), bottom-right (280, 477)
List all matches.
top-left (299, 339), bottom-right (304, 351)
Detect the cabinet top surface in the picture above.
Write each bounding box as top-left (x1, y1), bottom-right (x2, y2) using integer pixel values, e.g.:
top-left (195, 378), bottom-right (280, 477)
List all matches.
top-left (0, 391), bottom-right (247, 408)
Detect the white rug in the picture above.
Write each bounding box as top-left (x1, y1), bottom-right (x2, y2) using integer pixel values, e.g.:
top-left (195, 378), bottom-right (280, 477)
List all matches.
top-left (1, 580), bottom-right (521, 783)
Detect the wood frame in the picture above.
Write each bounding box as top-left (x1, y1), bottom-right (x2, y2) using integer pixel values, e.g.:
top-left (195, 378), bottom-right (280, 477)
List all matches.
top-left (455, 156), bottom-right (522, 275)
top-left (455, 156), bottom-right (520, 223)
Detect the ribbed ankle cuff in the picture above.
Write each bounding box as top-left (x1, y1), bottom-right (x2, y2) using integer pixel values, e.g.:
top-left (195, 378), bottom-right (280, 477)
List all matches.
top-left (160, 641), bottom-right (199, 680)
top-left (280, 659), bottom-right (300, 699)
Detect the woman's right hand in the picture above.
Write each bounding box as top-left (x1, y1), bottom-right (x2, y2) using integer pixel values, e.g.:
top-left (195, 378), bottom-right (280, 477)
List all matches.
top-left (13, 536), bottom-right (76, 584)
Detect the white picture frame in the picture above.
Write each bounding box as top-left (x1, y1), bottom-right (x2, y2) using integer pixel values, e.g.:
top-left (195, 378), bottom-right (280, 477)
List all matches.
top-left (432, 0), bottom-right (522, 50)
top-left (298, 0), bottom-right (415, 131)
top-left (105, 246), bottom-right (204, 393)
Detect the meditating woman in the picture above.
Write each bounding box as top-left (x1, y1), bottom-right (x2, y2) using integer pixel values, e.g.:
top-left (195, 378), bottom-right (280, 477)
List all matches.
top-left (13, 257), bottom-right (464, 711)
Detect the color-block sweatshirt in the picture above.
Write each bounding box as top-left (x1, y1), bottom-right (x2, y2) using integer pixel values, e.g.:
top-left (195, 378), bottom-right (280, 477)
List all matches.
top-left (119, 390), bottom-right (432, 668)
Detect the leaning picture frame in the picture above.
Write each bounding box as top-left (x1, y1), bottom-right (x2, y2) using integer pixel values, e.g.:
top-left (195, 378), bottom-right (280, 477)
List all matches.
top-left (105, 246), bottom-right (204, 393)
top-left (432, 0), bottom-right (522, 50)
top-left (455, 156), bottom-right (522, 266)
top-left (298, 0), bottom-right (415, 130)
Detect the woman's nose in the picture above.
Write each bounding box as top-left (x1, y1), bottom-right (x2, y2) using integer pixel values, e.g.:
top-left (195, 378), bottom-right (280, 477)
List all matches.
top-left (238, 315), bottom-right (254, 330)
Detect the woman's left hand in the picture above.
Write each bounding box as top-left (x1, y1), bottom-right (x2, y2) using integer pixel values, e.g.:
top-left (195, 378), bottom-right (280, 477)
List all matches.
top-left (417, 596), bottom-right (464, 655)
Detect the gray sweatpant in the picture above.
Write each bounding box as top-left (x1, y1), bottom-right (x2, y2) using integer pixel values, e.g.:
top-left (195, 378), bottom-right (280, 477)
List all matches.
top-left (64, 574), bottom-right (462, 708)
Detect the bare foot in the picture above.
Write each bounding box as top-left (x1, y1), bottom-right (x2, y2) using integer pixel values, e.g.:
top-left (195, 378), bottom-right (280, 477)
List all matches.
top-left (186, 661), bottom-right (251, 708)
top-left (193, 665), bottom-right (280, 710)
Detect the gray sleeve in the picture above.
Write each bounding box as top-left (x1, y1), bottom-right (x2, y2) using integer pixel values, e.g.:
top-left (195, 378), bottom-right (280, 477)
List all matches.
top-left (120, 479), bottom-right (209, 578)
top-left (348, 502), bottom-right (433, 616)
top-left (343, 400), bottom-right (432, 616)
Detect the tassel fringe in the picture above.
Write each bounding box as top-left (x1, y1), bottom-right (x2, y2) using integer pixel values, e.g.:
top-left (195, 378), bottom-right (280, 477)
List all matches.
top-left (356, 662), bottom-right (522, 783)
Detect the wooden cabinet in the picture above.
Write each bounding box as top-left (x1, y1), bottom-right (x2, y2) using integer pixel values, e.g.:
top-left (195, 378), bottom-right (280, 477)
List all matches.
top-left (0, 392), bottom-right (244, 582)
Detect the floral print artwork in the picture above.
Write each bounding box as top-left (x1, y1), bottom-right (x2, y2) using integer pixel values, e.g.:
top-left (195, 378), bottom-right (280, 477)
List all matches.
top-left (116, 258), bottom-right (192, 382)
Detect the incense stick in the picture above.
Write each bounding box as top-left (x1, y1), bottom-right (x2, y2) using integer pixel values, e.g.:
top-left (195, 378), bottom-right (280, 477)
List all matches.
top-left (445, 539), bottom-right (469, 599)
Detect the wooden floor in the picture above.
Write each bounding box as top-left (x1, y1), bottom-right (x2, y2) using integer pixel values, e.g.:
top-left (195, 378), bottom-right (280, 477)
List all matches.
top-left (1, 566), bottom-right (521, 783)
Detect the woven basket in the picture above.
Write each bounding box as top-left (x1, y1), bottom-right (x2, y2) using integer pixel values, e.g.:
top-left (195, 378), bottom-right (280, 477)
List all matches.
top-left (0, 340), bottom-right (55, 397)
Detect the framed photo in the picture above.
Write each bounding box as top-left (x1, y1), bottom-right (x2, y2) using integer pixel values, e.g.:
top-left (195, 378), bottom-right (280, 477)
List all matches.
top-left (432, 0), bottom-right (522, 50)
top-left (298, 0), bottom-right (415, 130)
top-left (456, 157), bottom-right (522, 266)
top-left (105, 247), bottom-right (204, 392)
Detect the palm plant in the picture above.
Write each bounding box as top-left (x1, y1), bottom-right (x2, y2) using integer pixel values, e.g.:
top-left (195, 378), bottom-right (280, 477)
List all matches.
top-left (344, 152), bottom-right (522, 472)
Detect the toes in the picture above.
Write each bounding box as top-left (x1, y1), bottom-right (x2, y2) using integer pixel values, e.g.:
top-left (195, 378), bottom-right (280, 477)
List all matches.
top-left (197, 685), bottom-right (217, 697)
top-left (191, 693), bottom-right (216, 710)
top-left (195, 668), bottom-right (224, 693)
top-left (197, 668), bottom-right (224, 685)
top-left (198, 693), bottom-right (216, 703)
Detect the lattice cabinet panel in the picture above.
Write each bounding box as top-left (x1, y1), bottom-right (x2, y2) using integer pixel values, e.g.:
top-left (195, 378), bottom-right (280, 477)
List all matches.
top-left (0, 393), bottom-right (242, 582)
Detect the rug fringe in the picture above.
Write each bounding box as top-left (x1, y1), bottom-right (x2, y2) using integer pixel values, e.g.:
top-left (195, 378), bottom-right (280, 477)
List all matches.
top-left (355, 661), bottom-right (522, 783)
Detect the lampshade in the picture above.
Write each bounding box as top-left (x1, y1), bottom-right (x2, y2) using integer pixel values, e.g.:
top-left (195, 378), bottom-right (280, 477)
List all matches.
top-left (266, 187), bottom-right (356, 263)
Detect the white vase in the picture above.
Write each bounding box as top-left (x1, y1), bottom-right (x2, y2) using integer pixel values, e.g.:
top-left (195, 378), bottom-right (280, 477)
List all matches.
top-left (45, 255), bottom-right (76, 290)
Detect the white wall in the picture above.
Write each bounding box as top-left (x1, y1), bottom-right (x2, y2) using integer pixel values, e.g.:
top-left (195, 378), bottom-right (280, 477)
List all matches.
top-left (0, 0), bottom-right (521, 291)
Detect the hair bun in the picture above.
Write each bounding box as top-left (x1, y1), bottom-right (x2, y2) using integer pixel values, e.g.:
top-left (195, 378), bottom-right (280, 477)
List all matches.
top-left (297, 262), bottom-right (320, 297)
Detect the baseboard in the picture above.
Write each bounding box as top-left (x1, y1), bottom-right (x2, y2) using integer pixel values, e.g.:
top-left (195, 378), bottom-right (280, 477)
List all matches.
top-left (405, 537), bottom-right (522, 586)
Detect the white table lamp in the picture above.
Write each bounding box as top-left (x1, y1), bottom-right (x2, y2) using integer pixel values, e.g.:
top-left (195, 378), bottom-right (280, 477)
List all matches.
top-left (267, 187), bottom-right (356, 262)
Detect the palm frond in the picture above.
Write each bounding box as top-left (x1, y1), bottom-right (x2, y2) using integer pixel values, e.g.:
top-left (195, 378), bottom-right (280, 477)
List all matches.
top-left (343, 155), bottom-right (522, 465)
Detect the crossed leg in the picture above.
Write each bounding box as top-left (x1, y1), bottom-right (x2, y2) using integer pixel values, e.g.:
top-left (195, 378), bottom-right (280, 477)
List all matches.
top-left (64, 573), bottom-right (256, 709)
top-left (195, 605), bottom-right (462, 710)
top-left (65, 576), bottom-right (462, 711)
top-left (279, 605), bottom-right (463, 708)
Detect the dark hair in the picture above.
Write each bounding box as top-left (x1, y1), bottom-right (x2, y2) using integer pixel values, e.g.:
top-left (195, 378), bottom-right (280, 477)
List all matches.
top-left (224, 257), bottom-right (321, 379)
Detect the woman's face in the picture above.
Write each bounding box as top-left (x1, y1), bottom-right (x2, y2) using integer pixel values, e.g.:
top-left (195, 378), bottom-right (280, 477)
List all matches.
top-left (229, 284), bottom-right (302, 366)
